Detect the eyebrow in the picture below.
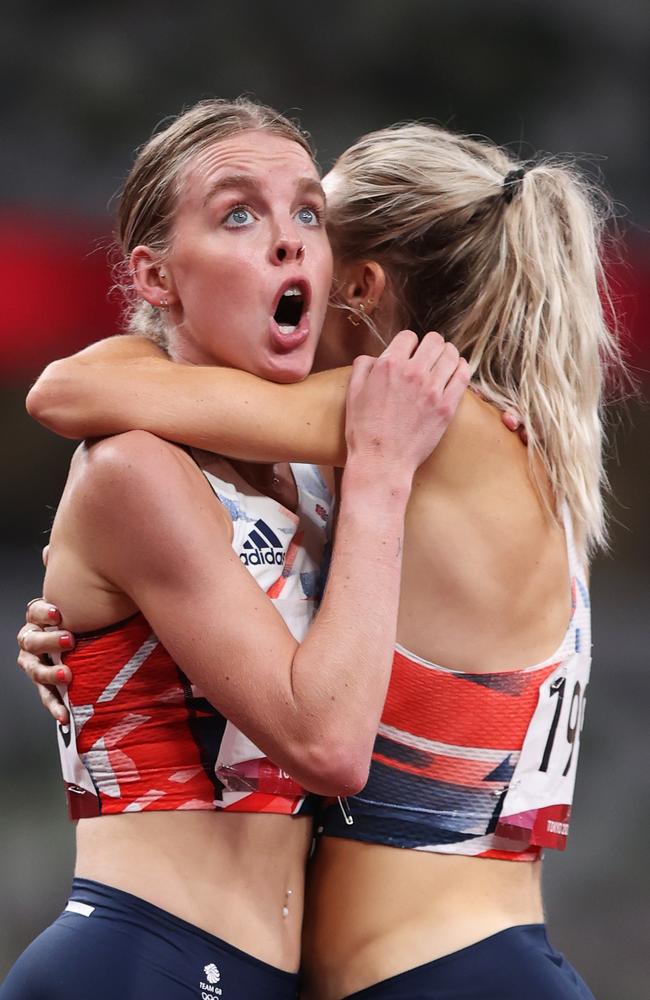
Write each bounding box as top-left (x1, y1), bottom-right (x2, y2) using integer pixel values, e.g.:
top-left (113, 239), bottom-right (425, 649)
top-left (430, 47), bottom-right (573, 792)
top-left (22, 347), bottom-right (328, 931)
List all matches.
top-left (203, 174), bottom-right (325, 208)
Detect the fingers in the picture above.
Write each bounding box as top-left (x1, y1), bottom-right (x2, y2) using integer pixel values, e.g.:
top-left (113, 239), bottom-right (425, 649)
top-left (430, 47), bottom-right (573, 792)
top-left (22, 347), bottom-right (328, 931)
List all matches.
top-left (440, 357), bottom-right (471, 415)
top-left (388, 331), bottom-right (460, 391)
top-left (501, 408), bottom-right (522, 431)
top-left (17, 645), bottom-right (71, 686)
top-left (17, 647), bottom-right (71, 724)
top-left (37, 683), bottom-right (69, 725)
top-left (408, 331), bottom-right (446, 372)
top-left (500, 408), bottom-right (528, 445)
top-left (428, 344), bottom-right (463, 394)
top-left (347, 354), bottom-right (375, 398)
top-left (378, 329), bottom-right (419, 362)
top-left (18, 624), bottom-right (74, 657)
top-left (25, 597), bottom-right (61, 626)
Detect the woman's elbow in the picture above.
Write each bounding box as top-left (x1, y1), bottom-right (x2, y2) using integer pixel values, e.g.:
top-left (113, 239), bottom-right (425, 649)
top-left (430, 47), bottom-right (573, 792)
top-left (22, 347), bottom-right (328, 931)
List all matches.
top-left (26, 360), bottom-right (83, 437)
top-left (298, 740), bottom-right (371, 798)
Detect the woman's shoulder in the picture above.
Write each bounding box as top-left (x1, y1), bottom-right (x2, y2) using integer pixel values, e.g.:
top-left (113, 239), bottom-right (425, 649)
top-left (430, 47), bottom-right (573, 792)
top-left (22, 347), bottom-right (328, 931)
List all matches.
top-left (74, 430), bottom-right (195, 481)
top-left (419, 388), bottom-right (529, 495)
top-left (61, 432), bottom-right (213, 527)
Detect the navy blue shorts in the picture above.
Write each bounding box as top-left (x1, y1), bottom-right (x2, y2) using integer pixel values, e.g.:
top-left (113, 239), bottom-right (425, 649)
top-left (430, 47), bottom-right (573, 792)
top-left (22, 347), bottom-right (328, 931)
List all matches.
top-left (344, 925), bottom-right (594, 999)
top-left (0, 878), bottom-right (298, 999)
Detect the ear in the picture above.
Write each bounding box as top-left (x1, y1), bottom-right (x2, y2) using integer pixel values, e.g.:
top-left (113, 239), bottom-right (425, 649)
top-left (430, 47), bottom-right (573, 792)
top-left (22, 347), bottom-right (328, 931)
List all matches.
top-left (130, 246), bottom-right (178, 309)
top-left (338, 260), bottom-right (386, 317)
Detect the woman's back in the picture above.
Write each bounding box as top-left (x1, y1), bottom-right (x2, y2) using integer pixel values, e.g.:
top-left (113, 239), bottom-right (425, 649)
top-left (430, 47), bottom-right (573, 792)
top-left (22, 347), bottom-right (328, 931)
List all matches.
top-left (303, 393), bottom-right (580, 999)
top-left (399, 390), bottom-right (571, 673)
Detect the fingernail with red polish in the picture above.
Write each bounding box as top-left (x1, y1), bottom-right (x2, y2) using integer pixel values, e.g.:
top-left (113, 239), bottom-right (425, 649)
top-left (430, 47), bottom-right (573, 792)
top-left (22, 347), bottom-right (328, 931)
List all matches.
top-left (48, 607), bottom-right (60, 621)
top-left (56, 669), bottom-right (66, 683)
top-left (59, 635), bottom-right (74, 650)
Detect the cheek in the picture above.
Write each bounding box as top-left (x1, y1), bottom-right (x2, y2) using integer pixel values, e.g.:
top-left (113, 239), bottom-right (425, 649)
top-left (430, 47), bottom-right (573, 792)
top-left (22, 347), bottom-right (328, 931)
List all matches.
top-left (176, 245), bottom-right (257, 312)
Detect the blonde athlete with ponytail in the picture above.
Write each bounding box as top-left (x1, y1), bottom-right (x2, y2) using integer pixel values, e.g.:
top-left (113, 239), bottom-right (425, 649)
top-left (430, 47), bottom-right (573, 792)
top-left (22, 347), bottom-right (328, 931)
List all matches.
top-left (20, 122), bottom-right (623, 999)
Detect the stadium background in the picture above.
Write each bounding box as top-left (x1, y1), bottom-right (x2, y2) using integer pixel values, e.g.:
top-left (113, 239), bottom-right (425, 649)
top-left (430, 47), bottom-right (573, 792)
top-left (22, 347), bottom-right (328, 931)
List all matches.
top-left (1, 3), bottom-right (648, 996)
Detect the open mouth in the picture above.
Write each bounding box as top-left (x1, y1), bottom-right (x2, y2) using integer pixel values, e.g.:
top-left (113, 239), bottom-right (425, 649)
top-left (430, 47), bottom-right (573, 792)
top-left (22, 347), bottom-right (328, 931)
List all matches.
top-left (273, 285), bottom-right (305, 334)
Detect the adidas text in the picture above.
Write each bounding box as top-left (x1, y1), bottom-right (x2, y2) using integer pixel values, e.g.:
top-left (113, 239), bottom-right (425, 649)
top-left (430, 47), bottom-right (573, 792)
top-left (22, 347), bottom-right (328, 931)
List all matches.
top-left (239, 549), bottom-right (285, 567)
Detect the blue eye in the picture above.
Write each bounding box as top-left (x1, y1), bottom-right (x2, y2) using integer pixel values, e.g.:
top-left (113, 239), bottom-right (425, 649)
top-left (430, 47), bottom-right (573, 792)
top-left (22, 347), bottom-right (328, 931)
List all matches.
top-left (225, 207), bottom-right (253, 227)
top-left (296, 206), bottom-right (321, 226)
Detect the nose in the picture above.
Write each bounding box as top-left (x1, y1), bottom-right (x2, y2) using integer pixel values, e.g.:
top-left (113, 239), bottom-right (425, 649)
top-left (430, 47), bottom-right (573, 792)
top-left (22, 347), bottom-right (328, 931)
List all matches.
top-left (272, 234), bottom-right (305, 265)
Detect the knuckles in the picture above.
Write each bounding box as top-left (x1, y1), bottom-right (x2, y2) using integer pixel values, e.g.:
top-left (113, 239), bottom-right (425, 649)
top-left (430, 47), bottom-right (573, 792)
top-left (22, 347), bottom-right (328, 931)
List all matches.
top-left (18, 628), bottom-right (40, 653)
top-left (422, 330), bottom-right (444, 349)
top-left (17, 649), bottom-right (31, 675)
top-left (374, 353), bottom-right (395, 374)
top-left (434, 399), bottom-right (452, 423)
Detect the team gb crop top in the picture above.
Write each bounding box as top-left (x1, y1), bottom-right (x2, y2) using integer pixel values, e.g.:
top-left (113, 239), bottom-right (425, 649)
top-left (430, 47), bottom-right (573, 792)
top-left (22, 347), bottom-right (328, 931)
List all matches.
top-left (55, 455), bottom-right (331, 820)
top-left (322, 506), bottom-right (591, 859)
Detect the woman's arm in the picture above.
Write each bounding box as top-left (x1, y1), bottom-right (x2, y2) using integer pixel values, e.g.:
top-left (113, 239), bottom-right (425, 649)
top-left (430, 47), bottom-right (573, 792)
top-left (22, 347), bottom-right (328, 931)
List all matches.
top-left (44, 333), bottom-right (468, 797)
top-left (27, 335), bottom-right (349, 466)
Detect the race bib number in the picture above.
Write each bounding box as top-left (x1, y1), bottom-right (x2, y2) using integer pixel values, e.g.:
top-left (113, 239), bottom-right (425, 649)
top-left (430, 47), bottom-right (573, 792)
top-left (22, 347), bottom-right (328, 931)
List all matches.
top-left (496, 649), bottom-right (590, 849)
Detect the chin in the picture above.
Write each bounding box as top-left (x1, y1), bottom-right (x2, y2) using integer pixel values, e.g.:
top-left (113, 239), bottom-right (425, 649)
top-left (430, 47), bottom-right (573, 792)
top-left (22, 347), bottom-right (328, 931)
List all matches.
top-left (258, 350), bottom-right (315, 384)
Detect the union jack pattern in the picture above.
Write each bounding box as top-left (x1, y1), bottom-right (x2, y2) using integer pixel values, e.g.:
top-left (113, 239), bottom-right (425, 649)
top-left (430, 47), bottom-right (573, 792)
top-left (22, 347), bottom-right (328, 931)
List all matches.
top-left (56, 459), bottom-right (330, 820)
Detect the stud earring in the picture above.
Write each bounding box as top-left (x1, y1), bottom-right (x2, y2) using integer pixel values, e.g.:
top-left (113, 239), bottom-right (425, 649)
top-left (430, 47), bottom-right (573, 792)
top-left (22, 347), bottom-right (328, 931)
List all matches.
top-left (159, 298), bottom-right (168, 312)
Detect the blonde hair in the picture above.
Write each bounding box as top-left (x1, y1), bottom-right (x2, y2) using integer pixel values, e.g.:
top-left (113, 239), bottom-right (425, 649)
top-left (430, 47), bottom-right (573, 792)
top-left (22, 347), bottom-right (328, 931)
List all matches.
top-left (327, 123), bottom-right (627, 557)
top-left (115, 98), bottom-right (315, 347)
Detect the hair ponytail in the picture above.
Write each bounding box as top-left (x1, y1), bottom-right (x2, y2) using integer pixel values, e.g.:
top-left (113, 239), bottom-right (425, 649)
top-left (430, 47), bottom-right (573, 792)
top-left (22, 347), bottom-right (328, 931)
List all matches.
top-left (327, 125), bottom-right (627, 557)
top-left (458, 160), bottom-right (625, 557)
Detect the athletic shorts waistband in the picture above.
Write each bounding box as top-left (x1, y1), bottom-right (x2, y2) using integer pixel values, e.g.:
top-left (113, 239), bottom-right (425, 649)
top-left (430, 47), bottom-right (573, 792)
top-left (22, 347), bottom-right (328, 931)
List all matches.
top-left (343, 924), bottom-right (594, 1000)
top-left (69, 877), bottom-right (297, 982)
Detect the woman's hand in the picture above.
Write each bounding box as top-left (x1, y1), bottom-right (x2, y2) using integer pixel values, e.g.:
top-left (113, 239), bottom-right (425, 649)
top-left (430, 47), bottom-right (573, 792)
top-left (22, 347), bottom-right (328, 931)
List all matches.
top-left (468, 384), bottom-right (528, 444)
top-left (17, 599), bottom-right (74, 725)
top-left (344, 330), bottom-right (469, 483)
top-left (501, 407), bottom-right (528, 444)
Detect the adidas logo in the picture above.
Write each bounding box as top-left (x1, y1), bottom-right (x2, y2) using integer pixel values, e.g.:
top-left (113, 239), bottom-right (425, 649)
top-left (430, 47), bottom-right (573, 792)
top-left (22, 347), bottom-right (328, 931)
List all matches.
top-left (239, 519), bottom-right (286, 567)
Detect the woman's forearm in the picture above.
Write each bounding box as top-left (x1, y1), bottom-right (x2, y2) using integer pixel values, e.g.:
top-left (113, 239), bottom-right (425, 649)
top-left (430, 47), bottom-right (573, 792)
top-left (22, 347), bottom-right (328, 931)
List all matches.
top-left (287, 457), bottom-right (412, 791)
top-left (26, 336), bottom-right (349, 465)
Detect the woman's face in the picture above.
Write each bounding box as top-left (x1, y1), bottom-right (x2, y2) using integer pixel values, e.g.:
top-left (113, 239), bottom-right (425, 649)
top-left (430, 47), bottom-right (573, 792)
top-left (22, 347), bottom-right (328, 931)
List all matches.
top-left (162, 130), bottom-right (333, 383)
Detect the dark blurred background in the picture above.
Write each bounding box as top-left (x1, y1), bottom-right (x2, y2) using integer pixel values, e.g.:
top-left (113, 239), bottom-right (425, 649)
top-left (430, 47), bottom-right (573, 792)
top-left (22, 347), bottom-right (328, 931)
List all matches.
top-left (1, 2), bottom-right (648, 996)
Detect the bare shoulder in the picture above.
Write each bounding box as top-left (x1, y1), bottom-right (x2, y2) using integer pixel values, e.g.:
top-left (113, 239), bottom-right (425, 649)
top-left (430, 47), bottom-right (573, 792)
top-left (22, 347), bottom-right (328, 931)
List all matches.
top-left (58, 431), bottom-right (234, 585)
top-left (419, 388), bottom-right (528, 493)
top-left (68, 431), bottom-right (227, 530)
top-left (75, 430), bottom-right (194, 486)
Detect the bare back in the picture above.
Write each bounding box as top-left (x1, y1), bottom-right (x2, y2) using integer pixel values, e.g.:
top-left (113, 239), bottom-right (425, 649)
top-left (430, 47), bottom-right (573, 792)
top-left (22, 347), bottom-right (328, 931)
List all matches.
top-left (303, 391), bottom-right (570, 999)
top-left (399, 390), bottom-right (570, 672)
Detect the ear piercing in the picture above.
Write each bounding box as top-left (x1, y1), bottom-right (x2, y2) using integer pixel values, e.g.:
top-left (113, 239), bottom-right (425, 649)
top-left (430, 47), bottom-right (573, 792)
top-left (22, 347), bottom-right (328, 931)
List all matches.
top-left (158, 269), bottom-right (169, 310)
top-left (347, 299), bottom-right (373, 326)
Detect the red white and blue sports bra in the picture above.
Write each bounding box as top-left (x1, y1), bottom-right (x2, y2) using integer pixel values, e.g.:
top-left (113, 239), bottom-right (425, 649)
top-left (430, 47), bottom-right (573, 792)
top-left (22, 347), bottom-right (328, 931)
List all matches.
top-left (322, 506), bottom-right (591, 859)
top-left (55, 455), bottom-right (331, 821)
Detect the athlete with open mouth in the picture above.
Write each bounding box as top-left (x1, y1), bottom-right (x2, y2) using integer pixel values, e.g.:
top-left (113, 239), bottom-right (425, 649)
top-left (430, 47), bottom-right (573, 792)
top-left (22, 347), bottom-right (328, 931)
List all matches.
top-left (14, 105), bottom-right (620, 1000)
top-left (4, 99), bottom-right (468, 1000)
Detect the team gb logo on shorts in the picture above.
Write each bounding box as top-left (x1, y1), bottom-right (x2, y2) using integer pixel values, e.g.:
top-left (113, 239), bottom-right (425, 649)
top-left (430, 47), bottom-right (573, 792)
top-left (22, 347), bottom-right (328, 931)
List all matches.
top-left (204, 964), bottom-right (220, 984)
top-left (200, 963), bottom-right (223, 997)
